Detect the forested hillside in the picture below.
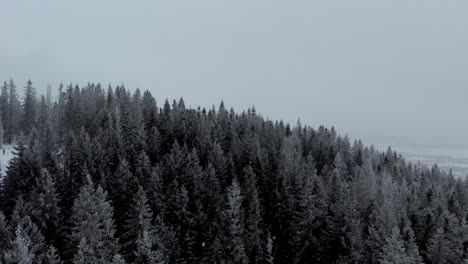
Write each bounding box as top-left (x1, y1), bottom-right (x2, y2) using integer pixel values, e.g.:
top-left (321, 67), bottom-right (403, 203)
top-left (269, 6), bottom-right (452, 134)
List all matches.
top-left (0, 79), bottom-right (467, 264)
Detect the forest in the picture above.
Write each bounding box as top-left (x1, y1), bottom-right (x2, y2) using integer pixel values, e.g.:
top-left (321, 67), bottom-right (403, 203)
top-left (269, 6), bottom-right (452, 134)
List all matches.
top-left (0, 79), bottom-right (467, 264)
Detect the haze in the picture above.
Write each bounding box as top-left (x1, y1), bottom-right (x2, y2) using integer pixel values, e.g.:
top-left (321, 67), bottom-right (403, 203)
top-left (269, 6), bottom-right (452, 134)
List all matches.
top-left (1, 0), bottom-right (468, 149)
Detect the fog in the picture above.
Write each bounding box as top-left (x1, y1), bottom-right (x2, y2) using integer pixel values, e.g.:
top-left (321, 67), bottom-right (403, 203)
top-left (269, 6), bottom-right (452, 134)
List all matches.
top-left (1, 0), bottom-right (468, 149)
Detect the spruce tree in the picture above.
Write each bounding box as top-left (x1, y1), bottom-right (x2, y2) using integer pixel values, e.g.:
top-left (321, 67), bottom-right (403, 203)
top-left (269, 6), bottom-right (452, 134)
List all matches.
top-left (379, 227), bottom-right (414, 264)
top-left (0, 212), bottom-right (12, 263)
top-left (426, 227), bottom-right (451, 264)
top-left (7, 79), bottom-right (20, 143)
top-left (134, 230), bottom-right (158, 264)
top-left (20, 80), bottom-right (36, 135)
top-left (69, 176), bottom-right (118, 263)
top-left (121, 186), bottom-right (154, 262)
top-left (4, 225), bottom-right (34, 264)
top-left (44, 245), bottom-right (63, 264)
top-left (0, 81), bottom-right (9, 143)
top-left (73, 238), bottom-right (96, 264)
top-left (112, 254), bottom-right (127, 264)
top-left (224, 179), bottom-right (248, 264)
top-left (29, 169), bottom-right (60, 243)
top-left (241, 166), bottom-right (263, 264)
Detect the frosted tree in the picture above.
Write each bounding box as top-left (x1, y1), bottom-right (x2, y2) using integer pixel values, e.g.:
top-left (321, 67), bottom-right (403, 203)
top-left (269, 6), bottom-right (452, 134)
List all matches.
top-left (112, 254), bottom-right (126, 264)
top-left (426, 227), bottom-right (451, 264)
top-left (134, 230), bottom-right (163, 264)
top-left (69, 176), bottom-right (118, 263)
top-left (0, 117), bottom-right (3, 149)
top-left (29, 169), bottom-right (60, 243)
top-left (241, 166), bottom-right (263, 264)
top-left (20, 80), bottom-right (36, 135)
top-left (44, 245), bottom-right (63, 264)
top-left (0, 212), bottom-right (12, 261)
top-left (0, 81), bottom-right (9, 143)
top-left (7, 79), bottom-right (20, 143)
top-left (224, 179), bottom-right (248, 264)
top-left (9, 205), bottom-right (46, 264)
top-left (379, 227), bottom-right (418, 264)
top-left (400, 224), bottom-right (423, 264)
top-left (4, 225), bottom-right (34, 264)
top-left (121, 186), bottom-right (154, 262)
top-left (73, 238), bottom-right (95, 264)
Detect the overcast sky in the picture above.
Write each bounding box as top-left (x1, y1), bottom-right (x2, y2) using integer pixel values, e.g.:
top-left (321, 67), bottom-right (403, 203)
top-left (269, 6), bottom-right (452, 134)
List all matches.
top-left (1, 0), bottom-right (467, 149)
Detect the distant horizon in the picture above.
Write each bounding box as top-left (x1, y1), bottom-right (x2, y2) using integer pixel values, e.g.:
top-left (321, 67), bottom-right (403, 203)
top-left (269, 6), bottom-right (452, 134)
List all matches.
top-left (2, 1), bottom-right (468, 151)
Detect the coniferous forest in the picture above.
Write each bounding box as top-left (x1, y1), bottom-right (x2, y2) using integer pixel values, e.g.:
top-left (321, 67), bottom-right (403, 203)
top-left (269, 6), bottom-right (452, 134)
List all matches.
top-left (0, 79), bottom-right (468, 264)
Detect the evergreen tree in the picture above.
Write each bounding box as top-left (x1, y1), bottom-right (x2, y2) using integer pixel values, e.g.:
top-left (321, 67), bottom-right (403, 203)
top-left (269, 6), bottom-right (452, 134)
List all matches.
top-left (134, 230), bottom-right (159, 264)
top-left (29, 169), bottom-right (60, 243)
top-left (121, 186), bottom-right (154, 262)
top-left (0, 212), bottom-right (12, 263)
top-left (224, 179), bottom-right (248, 264)
top-left (7, 79), bottom-right (20, 143)
top-left (112, 254), bottom-right (126, 264)
top-left (379, 227), bottom-right (418, 264)
top-left (426, 227), bottom-right (451, 264)
top-left (73, 238), bottom-right (96, 264)
top-left (241, 166), bottom-right (263, 264)
top-left (44, 245), bottom-right (63, 264)
top-left (0, 81), bottom-right (9, 143)
top-left (10, 201), bottom-right (46, 264)
top-left (0, 117), bottom-right (3, 149)
top-left (107, 160), bottom-right (139, 240)
top-left (69, 176), bottom-right (118, 263)
top-left (4, 225), bottom-right (34, 264)
top-left (20, 80), bottom-right (36, 135)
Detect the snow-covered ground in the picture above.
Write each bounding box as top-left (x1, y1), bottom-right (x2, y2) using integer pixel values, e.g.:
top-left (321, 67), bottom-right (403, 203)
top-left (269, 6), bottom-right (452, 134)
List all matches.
top-left (0, 144), bottom-right (17, 180)
top-left (375, 144), bottom-right (468, 178)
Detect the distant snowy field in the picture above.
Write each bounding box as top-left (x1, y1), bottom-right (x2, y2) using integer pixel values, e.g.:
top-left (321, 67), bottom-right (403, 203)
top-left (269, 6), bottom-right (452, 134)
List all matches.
top-left (376, 144), bottom-right (468, 178)
top-left (0, 145), bottom-right (17, 179)
top-left (401, 148), bottom-right (468, 178)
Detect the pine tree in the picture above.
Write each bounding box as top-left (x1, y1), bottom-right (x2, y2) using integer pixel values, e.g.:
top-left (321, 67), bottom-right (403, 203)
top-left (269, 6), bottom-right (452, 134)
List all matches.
top-left (107, 160), bottom-right (139, 240)
top-left (379, 227), bottom-right (414, 264)
top-left (10, 200), bottom-right (46, 264)
top-left (134, 230), bottom-right (158, 264)
top-left (20, 80), bottom-right (36, 135)
top-left (7, 79), bottom-right (20, 143)
top-left (426, 227), bottom-right (451, 264)
top-left (4, 225), bottom-right (34, 264)
top-left (224, 179), bottom-right (248, 264)
top-left (121, 186), bottom-right (154, 262)
top-left (29, 169), bottom-right (60, 243)
top-left (69, 176), bottom-right (118, 263)
top-left (112, 254), bottom-right (126, 264)
top-left (400, 224), bottom-right (423, 264)
top-left (0, 117), bottom-right (4, 149)
top-left (0, 81), bottom-right (9, 143)
top-left (44, 245), bottom-right (63, 264)
top-left (0, 212), bottom-right (12, 263)
top-left (241, 166), bottom-right (263, 264)
top-left (146, 125), bottom-right (161, 164)
top-left (73, 238), bottom-right (96, 264)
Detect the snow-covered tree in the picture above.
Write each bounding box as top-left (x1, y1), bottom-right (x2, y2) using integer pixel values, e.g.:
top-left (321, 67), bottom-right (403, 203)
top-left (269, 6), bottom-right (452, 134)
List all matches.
top-left (5, 225), bottom-right (34, 264)
top-left (224, 179), bottom-right (248, 264)
top-left (69, 176), bottom-right (118, 263)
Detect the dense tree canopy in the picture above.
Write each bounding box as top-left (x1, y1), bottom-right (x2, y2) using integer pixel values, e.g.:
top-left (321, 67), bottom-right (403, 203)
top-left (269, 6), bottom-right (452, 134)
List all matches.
top-left (0, 80), bottom-right (467, 263)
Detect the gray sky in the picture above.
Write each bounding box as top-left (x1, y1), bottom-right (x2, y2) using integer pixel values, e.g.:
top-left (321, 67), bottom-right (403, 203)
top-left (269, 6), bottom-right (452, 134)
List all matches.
top-left (1, 0), bottom-right (468, 149)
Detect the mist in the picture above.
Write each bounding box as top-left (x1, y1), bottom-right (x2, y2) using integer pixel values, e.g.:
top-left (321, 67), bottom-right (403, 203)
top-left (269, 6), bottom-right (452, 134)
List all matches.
top-left (1, 0), bottom-right (468, 148)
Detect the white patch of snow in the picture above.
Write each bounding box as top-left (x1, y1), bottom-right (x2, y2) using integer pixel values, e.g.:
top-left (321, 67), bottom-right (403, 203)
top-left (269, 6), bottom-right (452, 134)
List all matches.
top-left (0, 144), bottom-right (17, 180)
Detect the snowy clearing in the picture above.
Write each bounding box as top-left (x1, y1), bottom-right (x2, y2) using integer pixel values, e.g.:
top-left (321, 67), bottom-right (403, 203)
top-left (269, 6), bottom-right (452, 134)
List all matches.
top-left (0, 144), bottom-right (17, 180)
